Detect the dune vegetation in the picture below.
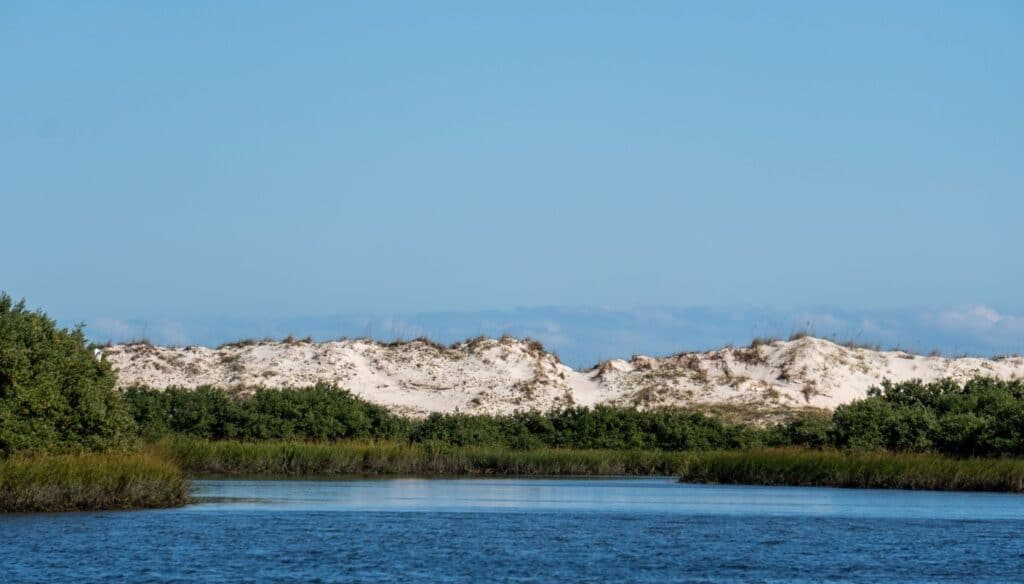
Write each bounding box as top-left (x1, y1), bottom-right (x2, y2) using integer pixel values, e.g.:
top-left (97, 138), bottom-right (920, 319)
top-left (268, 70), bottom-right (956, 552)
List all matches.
top-left (122, 375), bottom-right (1024, 457)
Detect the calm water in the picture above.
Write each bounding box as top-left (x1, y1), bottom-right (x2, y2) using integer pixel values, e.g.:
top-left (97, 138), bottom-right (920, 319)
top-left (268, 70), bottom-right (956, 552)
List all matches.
top-left (3, 478), bottom-right (1024, 582)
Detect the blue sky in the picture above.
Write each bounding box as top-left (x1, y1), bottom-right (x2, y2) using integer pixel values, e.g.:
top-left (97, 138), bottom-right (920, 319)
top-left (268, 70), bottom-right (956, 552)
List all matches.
top-left (2, 2), bottom-right (1021, 356)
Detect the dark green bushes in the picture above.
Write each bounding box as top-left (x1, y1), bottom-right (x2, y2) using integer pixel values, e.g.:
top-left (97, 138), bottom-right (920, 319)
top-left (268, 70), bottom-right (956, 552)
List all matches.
top-left (770, 412), bottom-right (834, 448)
top-left (123, 384), bottom-right (408, 442)
top-left (125, 388), bottom-right (769, 451)
top-left (433, 404), bottom-right (811, 451)
top-left (830, 378), bottom-right (1024, 456)
top-left (0, 293), bottom-right (135, 455)
top-left (765, 377), bottom-right (1024, 456)
top-left (121, 378), bottom-right (1024, 456)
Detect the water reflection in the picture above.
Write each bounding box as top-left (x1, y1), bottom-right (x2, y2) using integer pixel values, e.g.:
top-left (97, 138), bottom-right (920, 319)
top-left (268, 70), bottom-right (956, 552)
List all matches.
top-left (188, 478), bottom-right (1024, 520)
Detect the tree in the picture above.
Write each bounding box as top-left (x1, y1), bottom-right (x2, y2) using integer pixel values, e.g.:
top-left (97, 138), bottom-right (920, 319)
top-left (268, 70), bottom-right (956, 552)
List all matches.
top-left (0, 293), bottom-right (135, 454)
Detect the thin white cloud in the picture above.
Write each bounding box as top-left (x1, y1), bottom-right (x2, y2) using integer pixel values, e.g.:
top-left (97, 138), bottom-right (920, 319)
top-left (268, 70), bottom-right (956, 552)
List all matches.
top-left (87, 317), bottom-right (191, 345)
top-left (89, 317), bottom-right (140, 340)
top-left (934, 305), bottom-right (1022, 331)
top-left (153, 320), bottom-right (190, 346)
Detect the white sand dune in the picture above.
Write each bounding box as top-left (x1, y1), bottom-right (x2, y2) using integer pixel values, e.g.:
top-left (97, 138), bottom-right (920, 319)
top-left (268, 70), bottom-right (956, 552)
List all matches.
top-left (103, 336), bottom-right (1024, 418)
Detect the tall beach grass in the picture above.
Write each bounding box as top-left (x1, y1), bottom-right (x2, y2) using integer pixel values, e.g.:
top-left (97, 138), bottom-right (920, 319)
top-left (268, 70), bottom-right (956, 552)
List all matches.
top-left (0, 452), bottom-right (189, 512)
top-left (156, 437), bottom-right (693, 477)
top-left (158, 439), bottom-right (1024, 492)
top-left (679, 449), bottom-right (1024, 492)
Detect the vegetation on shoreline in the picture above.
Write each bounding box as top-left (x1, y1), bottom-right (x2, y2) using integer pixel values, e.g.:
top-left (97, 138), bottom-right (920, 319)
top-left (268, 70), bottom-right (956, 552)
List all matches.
top-left (0, 293), bottom-right (135, 455)
top-left (159, 438), bottom-right (1024, 493)
top-left (156, 437), bottom-right (693, 477)
top-left (5, 291), bottom-right (1024, 460)
top-left (124, 385), bottom-right (767, 449)
top-left (122, 377), bottom-right (1024, 458)
top-left (0, 452), bottom-right (188, 512)
top-left (679, 449), bottom-right (1024, 492)
top-left (4, 292), bottom-right (1024, 511)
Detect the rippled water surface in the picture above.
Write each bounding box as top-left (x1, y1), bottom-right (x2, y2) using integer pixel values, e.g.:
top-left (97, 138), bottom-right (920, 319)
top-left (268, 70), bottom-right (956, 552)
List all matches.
top-left (4, 478), bottom-right (1024, 582)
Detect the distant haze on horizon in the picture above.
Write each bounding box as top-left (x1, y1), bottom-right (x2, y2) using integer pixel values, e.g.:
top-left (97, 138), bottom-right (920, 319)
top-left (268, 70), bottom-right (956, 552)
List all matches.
top-left (3, 2), bottom-right (1020, 359)
top-left (60, 304), bottom-right (1023, 368)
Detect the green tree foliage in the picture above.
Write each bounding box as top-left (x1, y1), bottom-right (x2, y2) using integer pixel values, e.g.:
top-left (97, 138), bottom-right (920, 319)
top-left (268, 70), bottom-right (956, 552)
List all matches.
top-left (123, 384), bottom-right (409, 441)
top-left (772, 413), bottom-right (834, 448)
top-left (122, 378), bottom-right (1024, 456)
top-left (0, 293), bottom-right (135, 454)
top-left (832, 378), bottom-right (1024, 456)
top-left (126, 387), bottom-right (768, 451)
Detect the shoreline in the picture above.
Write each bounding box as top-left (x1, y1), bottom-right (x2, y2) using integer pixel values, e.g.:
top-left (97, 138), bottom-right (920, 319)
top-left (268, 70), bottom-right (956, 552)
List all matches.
top-left (6, 444), bottom-right (1024, 513)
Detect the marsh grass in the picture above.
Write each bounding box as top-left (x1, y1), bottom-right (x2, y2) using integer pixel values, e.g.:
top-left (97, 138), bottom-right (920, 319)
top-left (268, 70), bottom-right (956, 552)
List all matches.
top-left (679, 449), bottom-right (1024, 492)
top-left (157, 439), bottom-right (1024, 492)
top-left (157, 437), bottom-right (693, 477)
top-left (8, 443), bottom-right (1021, 513)
top-left (0, 452), bottom-right (189, 512)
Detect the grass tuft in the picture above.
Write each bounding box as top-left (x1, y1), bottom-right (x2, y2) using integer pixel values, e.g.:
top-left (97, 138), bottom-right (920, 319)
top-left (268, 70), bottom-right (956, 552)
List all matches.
top-left (679, 449), bottom-right (1024, 492)
top-left (156, 437), bottom-right (692, 477)
top-left (0, 452), bottom-right (189, 512)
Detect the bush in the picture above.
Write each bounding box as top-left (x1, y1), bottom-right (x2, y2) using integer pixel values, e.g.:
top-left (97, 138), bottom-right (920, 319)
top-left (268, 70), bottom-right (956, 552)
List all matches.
top-left (124, 387), bottom-right (767, 451)
top-left (0, 293), bottom-right (136, 455)
top-left (775, 413), bottom-right (834, 448)
top-left (832, 378), bottom-right (1024, 456)
top-left (123, 384), bottom-right (410, 442)
top-left (123, 378), bottom-right (1024, 457)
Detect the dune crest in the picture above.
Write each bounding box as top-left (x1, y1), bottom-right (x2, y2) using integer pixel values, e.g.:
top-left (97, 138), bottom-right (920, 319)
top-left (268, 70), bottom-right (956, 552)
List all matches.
top-left (103, 336), bottom-right (1024, 417)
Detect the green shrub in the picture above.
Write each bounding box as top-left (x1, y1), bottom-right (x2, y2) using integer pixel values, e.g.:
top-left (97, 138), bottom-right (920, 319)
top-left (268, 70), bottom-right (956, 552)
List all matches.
top-left (832, 378), bottom-right (1024, 456)
top-left (123, 384), bottom-right (410, 442)
top-left (775, 413), bottom-right (834, 448)
top-left (124, 377), bottom-right (1024, 457)
top-left (0, 293), bottom-right (136, 454)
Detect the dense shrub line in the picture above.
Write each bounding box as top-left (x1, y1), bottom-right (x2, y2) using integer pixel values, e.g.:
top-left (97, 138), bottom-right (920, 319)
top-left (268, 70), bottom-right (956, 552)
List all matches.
top-left (122, 385), bottom-right (766, 450)
top-left (122, 377), bottom-right (1024, 457)
top-left (829, 378), bottom-right (1024, 456)
top-left (123, 385), bottom-right (408, 442)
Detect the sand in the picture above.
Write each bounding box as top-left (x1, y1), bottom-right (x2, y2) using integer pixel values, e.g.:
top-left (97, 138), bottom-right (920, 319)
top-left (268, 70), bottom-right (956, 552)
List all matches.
top-left (102, 336), bottom-right (1024, 417)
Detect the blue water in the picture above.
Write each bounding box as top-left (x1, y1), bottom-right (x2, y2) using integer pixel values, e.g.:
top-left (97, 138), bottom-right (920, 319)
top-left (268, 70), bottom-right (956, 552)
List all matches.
top-left (3, 478), bottom-right (1024, 582)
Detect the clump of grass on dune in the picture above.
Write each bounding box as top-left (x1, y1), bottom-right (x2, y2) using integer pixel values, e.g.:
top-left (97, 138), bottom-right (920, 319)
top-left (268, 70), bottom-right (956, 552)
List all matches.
top-left (0, 452), bottom-right (189, 512)
top-left (679, 449), bottom-right (1024, 492)
top-left (156, 437), bottom-right (693, 477)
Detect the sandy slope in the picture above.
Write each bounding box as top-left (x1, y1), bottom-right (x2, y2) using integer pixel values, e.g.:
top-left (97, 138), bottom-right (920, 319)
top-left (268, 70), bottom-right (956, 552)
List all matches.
top-left (103, 336), bottom-right (1024, 417)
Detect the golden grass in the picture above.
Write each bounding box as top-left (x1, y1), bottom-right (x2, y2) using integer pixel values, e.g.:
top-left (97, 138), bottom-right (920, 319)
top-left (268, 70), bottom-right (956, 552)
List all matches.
top-left (0, 451), bottom-right (189, 512)
top-left (679, 448), bottom-right (1024, 492)
top-left (156, 437), bottom-right (692, 477)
